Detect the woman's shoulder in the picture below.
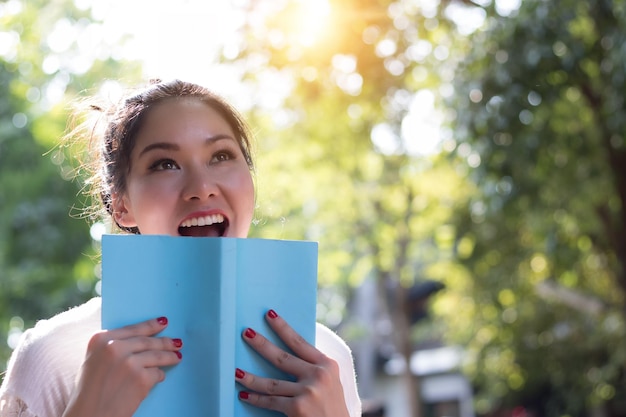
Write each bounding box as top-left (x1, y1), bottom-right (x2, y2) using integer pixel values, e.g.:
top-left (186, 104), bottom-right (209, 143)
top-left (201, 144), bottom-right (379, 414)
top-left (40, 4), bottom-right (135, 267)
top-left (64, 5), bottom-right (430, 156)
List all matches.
top-left (8, 296), bottom-right (101, 361)
top-left (315, 322), bottom-right (362, 417)
top-left (9, 297), bottom-right (102, 362)
top-left (0, 297), bottom-right (102, 416)
top-left (18, 297), bottom-right (102, 344)
top-left (315, 322), bottom-right (354, 363)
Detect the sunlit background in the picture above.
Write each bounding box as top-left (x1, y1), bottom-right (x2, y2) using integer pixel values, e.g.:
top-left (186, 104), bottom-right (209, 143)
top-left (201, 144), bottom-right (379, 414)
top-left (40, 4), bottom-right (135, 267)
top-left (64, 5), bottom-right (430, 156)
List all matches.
top-left (37, 0), bottom-right (519, 154)
top-left (2, 0), bottom-right (626, 416)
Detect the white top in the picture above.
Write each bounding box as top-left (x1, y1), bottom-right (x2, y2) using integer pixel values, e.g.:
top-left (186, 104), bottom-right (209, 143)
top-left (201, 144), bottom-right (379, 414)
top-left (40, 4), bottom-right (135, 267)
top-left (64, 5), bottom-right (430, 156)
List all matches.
top-left (0, 298), bottom-right (361, 417)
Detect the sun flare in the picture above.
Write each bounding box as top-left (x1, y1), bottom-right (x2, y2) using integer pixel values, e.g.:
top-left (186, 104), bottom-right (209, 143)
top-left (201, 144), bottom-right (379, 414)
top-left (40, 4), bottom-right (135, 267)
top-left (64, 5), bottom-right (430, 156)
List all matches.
top-left (290, 0), bottom-right (332, 47)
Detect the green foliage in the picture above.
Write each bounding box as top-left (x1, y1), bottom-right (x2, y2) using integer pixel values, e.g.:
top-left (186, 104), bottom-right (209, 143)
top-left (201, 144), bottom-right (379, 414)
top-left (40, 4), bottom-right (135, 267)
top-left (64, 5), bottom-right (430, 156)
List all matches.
top-left (447, 0), bottom-right (626, 415)
top-left (2, 1), bottom-right (625, 416)
top-left (232, 6), bottom-right (472, 417)
top-left (235, 0), bottom-right (626, 415)
top-left (0, 0), bottom-right (141, 372)
top-left (237, 0), bottom-right (469, 295)
top-left (0, 60), bottom-right (93, 371)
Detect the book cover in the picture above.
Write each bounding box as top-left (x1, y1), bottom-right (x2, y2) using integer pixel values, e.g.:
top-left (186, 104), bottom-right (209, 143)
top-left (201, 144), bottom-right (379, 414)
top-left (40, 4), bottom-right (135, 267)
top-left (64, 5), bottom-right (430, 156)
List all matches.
top-left (101, 235), bottom-right (318, 417)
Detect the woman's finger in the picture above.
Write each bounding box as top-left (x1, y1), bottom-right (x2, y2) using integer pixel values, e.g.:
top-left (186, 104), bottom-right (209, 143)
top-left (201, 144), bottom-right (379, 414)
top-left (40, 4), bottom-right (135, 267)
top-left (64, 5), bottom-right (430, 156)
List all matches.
top-left (129, 349), bottom-right (183, 371)
top-left (105, 334), bottom-right (183, 355)
top-left (238, 391), bottom-right (295, 415)
top-left (87, 317), bottom-right (183, 369)
top-left (242, 327), bottom-right (307, 376)
top-left (102, 316), bottom-right (170, 340)
top-left (85, 336), bottom-right (183, 374)
top-left (264, 309), bottom-right (326, 365)
top-left (235, 367), bottom-right (300, 397)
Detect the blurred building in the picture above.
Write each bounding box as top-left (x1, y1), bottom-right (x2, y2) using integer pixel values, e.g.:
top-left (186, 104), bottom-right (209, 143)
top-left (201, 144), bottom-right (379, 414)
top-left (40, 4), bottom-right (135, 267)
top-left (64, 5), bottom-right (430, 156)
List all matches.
top-left (377, 345), bottom-right (474, 417)
top-left (347, 278), bottom-right (474, 417)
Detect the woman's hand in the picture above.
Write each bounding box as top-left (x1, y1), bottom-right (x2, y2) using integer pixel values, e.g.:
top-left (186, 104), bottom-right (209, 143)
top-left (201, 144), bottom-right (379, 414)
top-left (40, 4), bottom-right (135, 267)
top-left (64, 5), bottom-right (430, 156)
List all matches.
top-left (62, 317), bottom-right (183, 417)
top-left (236, 310), bottom-right (350, 417)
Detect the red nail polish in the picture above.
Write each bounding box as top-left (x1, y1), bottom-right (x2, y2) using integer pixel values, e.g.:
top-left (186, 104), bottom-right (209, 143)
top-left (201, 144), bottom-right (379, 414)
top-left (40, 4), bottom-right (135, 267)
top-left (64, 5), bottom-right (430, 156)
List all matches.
top-left (244, 328), bottom-right (256, 339)
top-left (157, 317), bottom-right (168, 325)
top-left (175, 351), bottom-right (182, 359)
top-left (172, 338), bottom-right (183, 348)
top-left (235, 368), bottom-right (245, 379)
top-left (239, 391), bottom-right (249, 400)
top-left (268, 309), bottom-right (278, 319)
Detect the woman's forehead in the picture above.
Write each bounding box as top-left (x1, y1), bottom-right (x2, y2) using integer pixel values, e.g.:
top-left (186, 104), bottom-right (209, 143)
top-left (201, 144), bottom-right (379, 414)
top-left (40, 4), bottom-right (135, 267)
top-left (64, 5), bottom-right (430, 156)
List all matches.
top-left (142, 98), bottom-right (230, 128)
top-left (133, 99), bottom-right (235, 145)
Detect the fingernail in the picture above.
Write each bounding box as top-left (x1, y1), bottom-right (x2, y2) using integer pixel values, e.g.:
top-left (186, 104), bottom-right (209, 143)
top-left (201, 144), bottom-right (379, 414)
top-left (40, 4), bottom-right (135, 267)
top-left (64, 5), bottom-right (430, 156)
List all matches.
top-left (172, 338), bottom-right (183, 348)
top-left (235, 368), bottom-right (245, 379)
top-left (157, 316), bottom-right (168, 325)
top-left (239, 391), bottom-right (249, 400)
top-left (244, 328), bottom-right (256, 339)
top-left (268, 309), bottom-right (278, 319)
top-left (175, 351), bottom-right (182, 359)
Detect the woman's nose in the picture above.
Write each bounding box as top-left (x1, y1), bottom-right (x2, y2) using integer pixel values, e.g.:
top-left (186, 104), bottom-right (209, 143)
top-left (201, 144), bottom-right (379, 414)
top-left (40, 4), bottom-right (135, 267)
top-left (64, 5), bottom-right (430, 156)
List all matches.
top-left (182, 168), bottom-right (219, 201)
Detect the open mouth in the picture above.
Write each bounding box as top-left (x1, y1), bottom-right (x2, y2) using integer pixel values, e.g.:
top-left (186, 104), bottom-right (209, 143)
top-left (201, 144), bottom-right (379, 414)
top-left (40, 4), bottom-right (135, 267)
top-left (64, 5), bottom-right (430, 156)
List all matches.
top-left (178, 214), bottom-right (228, 237)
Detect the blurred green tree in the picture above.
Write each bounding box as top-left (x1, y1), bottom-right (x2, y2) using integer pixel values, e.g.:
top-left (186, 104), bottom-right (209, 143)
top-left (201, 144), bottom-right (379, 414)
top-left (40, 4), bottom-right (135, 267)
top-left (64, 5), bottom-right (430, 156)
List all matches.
top-left (2, 1), bottom-right (624, 416)
top-left (228, 0), bottom-right (626, 416)
top-left (0, 0), bottom-right (141, 371)
top-left (447, 0), bottom-right (626, 416)
top-left (227, 1), bottom-right (471, 416)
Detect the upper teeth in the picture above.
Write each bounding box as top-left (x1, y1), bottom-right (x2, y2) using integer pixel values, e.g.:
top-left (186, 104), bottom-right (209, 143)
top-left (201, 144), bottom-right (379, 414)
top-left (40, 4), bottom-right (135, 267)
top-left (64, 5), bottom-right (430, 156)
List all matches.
top-left (180, 214), bottom-right (225, 228)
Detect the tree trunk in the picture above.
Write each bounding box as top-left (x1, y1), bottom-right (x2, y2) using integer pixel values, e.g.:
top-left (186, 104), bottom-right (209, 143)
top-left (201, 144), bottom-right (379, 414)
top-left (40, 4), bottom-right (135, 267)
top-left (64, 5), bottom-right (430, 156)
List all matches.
top-left (392, 283), bottom-right (422, 417)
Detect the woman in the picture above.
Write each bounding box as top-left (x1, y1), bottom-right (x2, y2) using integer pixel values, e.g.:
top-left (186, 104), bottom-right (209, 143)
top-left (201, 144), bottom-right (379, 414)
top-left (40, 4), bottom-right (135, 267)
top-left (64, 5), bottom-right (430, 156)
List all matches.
top-left (0, 79), bottom-right (361, 417)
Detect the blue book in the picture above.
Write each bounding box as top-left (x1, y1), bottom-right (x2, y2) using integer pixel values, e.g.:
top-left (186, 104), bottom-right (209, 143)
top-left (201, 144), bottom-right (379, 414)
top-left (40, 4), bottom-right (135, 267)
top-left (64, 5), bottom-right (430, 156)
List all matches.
top-left (101, 235), bottom-right (318, 417)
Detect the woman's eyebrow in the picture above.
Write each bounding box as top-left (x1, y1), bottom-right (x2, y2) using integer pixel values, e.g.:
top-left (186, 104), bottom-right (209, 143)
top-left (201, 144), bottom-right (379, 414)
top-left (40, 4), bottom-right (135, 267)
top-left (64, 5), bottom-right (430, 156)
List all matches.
top-left (138, 142), bottom-right (179, 158)
top-left (138, 134), bottom-right (236, 158)
top-left (205, 134), bottom-right (236, 144)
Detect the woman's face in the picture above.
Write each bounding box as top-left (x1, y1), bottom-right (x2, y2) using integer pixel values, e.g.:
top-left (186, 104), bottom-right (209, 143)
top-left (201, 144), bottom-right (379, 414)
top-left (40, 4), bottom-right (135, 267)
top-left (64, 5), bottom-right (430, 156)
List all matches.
top-left (111, 98), bottom-right (255, 238)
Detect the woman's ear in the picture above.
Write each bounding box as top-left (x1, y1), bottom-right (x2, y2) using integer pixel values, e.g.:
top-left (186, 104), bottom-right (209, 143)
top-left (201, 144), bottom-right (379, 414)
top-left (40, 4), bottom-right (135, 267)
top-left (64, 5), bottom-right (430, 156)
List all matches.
top-left (110, 192), bottom-right (137, 228)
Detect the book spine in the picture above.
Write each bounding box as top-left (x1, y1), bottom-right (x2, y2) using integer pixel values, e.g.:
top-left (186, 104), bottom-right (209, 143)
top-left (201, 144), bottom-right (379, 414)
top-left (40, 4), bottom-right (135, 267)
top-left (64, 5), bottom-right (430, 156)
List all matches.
top-left (217, 239), bottom-right (237, 417)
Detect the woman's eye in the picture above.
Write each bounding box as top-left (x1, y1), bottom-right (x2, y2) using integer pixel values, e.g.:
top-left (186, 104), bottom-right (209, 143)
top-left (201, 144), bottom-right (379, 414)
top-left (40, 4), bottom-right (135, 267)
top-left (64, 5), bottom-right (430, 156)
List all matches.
top-left (212, 151), bottom-right (234, 163)
top-left (150, 159), bottom-right (179, 171)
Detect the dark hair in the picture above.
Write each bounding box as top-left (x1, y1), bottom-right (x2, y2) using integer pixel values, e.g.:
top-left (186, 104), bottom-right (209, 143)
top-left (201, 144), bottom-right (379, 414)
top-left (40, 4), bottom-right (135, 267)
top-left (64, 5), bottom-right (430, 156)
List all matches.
top-left (68, 79), bottom-right (255, 233)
